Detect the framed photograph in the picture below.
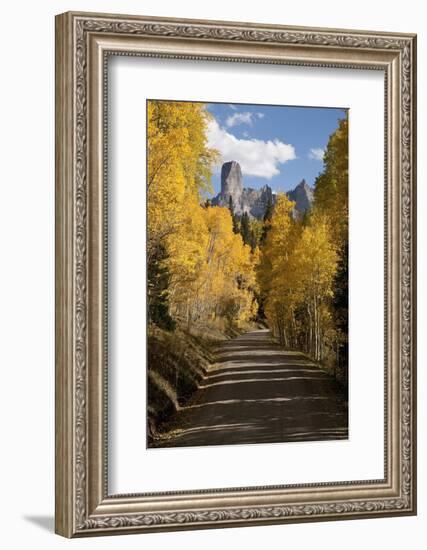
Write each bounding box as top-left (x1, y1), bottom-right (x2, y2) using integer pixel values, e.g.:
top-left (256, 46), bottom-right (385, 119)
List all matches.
top-left (55, 11), bottom-right (417, 537)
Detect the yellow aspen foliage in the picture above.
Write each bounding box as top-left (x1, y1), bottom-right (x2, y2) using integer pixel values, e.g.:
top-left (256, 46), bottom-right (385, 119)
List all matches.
top-left (147, 100), bottom-right (218, 261)
top-left (147, 99), bottom-right (258, 332)
top-left (257, 192), bottom-right (338, 354)
top-left (293, 215), bottom-right (338, 301)
top-left (311, 115), bottom-right (348, 370)
top-left (147, 99), bottom-right (348, 382)
top-left (257, 194), bottom-right (299, 345)
top-left (292, 215), bottom-right (338, 360)
top-left (313, 115), bottom-right (348, 248)
top-left (166, 195), bottom-right (210, 321)
top-left (199, 207), bottom-right (257, 327)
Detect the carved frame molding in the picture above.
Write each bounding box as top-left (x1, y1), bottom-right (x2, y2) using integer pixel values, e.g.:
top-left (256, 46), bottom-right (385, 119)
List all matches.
top-left (55, 11), bottom-right (416, 537)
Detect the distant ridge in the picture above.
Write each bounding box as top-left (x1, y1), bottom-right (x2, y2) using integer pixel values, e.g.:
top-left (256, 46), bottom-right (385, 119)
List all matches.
top-left (211, 161), bottom-right (314, 219)
top-left (287, 179), bottom-right (314, 214)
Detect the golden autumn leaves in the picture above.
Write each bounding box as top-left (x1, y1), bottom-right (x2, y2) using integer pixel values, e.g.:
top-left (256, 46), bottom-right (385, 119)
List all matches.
top-left (147, 101), bottom-right (256, 329)
top-left (259, 196), bottom-right (339, 359)
top-left (147, 100), bottom-right (348, 370)
top-left (167, 204), bottom-right (257, 327)
top-left (259, 117), bottom-right (348, 363)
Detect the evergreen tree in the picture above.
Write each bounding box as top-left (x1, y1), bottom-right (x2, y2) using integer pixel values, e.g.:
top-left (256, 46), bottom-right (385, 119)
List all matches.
top-left (264, 196), bottom-right (274, 222)
top-left (249, 229), bottom-right (257, 252)
top-left (147, 244), bottom-right (176, 331)
top-left (260, 195), bottom-right (274, 245)
top-left (228, 195), bottom-right (240, 234)
top-left (240, 212), bottom-right (251, 246)
top-left (332, 240), bottom-right (348, 385)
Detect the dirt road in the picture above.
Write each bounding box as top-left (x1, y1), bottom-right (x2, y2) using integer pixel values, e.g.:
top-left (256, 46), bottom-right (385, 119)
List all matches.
top-left (155, 329), bottom-right (348, 448)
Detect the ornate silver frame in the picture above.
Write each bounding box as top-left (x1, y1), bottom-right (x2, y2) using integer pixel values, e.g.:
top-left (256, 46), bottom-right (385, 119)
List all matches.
top-left (55, 11), bottom-right (417, 537)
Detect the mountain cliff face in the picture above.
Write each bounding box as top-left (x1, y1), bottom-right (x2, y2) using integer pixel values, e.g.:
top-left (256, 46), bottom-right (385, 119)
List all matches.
top-left (215, 161), bottom-right (244, 212)
top-left (211, 161), bottom-right (313, 219)
top-left (287, 179), bottom-right (314, 214)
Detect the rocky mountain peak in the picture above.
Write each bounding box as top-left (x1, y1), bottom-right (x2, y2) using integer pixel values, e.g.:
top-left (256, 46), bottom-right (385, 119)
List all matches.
top-left (287, 179), bottom-right (314, 214)
top-left (220, 161), bottom-right (243, 203)
top-left (212, 161), bottom-right (314, 219)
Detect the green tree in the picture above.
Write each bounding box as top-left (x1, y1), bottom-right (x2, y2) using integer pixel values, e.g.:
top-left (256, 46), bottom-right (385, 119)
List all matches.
top-left (260, 195), bottom-right (274, 245)
top-left (228, 196), bottom-right (240, 234)
top-left (240, 211), bottom-right (251, 246)
top-left (147, 244), bottom-right (176, 331)
top-left (249, 229), bottom-right (257, 252)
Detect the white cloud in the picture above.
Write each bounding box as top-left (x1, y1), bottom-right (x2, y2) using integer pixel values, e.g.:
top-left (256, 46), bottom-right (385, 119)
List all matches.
top-left (207, 119), bottom-right (296, 179)
top-left (225, 111), bottom-right (254, 127)
top-left (228, 104), bottom-right (237, 110)
top-left (309, 147), bottom-right (325, 161)
top-left (225, 110), bottom-right (265, 127)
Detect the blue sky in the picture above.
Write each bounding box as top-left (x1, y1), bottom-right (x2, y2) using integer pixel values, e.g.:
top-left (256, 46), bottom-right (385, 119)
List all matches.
top-left (206, 102), bottom-right (347, 195)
